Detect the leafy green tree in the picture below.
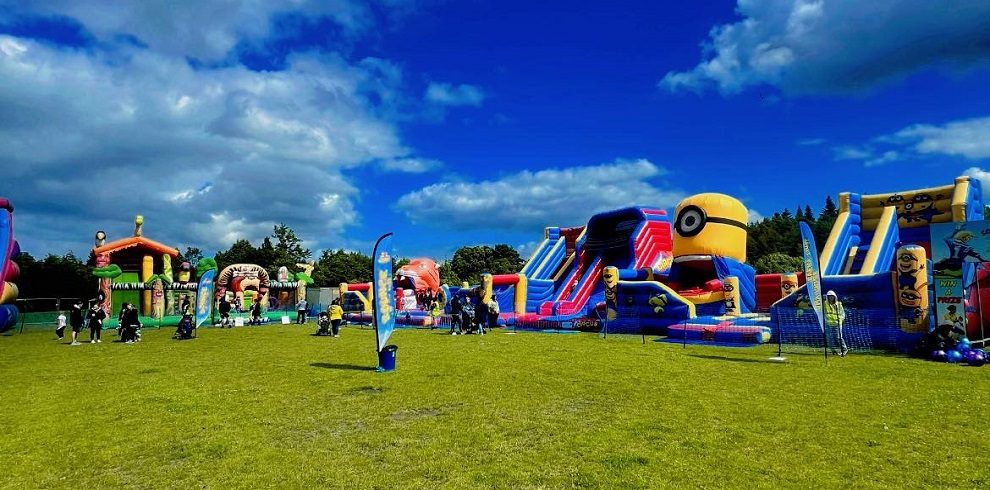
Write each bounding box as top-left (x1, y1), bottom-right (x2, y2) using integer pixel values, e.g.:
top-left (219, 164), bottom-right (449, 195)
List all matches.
top-left (753, 252), bottom-right (804, 274)
top-left (16, 252), bottom-right (93, 300)
top-left (438, 260), bottom-right (459, 286)
top-left (450, 244), bottom-right (524, 285)
top-left (271, 223), bottom-right (310, 267)
top-left (214, 239), bottom-right (260, 271)
top-left (313, 249), bottom-right (373, 286)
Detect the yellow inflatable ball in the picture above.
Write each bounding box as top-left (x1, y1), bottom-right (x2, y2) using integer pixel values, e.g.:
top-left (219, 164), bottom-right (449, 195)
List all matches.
top-left (672, 193), bottom-right (748, 262)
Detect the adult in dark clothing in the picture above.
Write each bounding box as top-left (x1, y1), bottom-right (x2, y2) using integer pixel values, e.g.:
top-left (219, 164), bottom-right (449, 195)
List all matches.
top-left (180, 295), bottom-right (192, 316)
top-left (250, 298), bottom-right (262, 325)
top-left (69, 302), bottom-right (84, 345)
top-left (218, 297), bottom-right (232, 327)
top-left (121, 303), bottom-right (140, 343)
top-left (87, 304), bottom-right (106, 343)
top-left (449, 296), bottom-right (463, 335)
top-left (474, 291), bottom-right (488, 335)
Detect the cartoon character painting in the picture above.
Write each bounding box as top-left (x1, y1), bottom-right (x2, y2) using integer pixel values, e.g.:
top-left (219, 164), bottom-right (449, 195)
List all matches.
top-left (933, 226), bottom-right (987, 277)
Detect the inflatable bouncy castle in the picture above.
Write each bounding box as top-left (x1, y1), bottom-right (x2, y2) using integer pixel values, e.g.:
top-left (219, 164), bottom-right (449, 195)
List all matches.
top-left (603, 194), bottom-right (771, 343)
top-left (0, 198), bottom-right (20, 332)
top-left (770, 177), bottom-right (984, 351)
top-left (343, 257), bottom-right (446, 326)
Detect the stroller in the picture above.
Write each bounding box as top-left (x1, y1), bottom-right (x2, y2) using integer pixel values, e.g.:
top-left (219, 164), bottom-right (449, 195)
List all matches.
top-left (315, 312), bottom-right (331, 336)
top-left (173, 314), bottom-right (195, 340)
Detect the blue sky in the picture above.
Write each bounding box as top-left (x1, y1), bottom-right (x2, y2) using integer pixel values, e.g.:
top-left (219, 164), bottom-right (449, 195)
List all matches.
top-left (2, 1), bottom-right (990, 261)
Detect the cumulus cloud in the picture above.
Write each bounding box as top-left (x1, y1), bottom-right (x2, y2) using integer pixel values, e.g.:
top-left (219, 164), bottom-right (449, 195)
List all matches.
top-left (394, 159), bottom-right (686, 232)
top-left (833, 116), bottom-right (990, 167)
top-left (661, 0), bottom-right (990, 95)
top-left (425, 82), bottom-right (485, 107)
top-left (747, 209), bottom-right (764, 224)
top-left (895, 117), bottom-right (990, 159)
top-left (0, 34), bottom-right (415, 254)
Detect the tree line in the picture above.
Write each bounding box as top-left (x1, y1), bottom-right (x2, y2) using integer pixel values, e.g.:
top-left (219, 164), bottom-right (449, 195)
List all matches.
top-left (14, 196), bottom-right (850, 301)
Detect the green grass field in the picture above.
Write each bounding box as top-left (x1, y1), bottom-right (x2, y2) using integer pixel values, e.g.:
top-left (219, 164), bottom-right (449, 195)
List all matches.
top-left (1, 324), bottom-right (988, 489)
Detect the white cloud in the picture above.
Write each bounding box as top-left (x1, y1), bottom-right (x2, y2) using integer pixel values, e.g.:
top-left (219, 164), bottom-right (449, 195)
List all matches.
top-left (0, 35), bottom-right (401, 254)
top-left (5, 0), bottom-right (376, 61)
top-left (425, 82), bottom-right (485, 107)
top-left (380, 158), bottom-right (442, 173)
top-left (796, 137), bottom-right (825, 146)
top-left (894, 117), bottom-right (990, 159)
top-left (834, 115), bottom-right (990, 167)
top-left (394, 159), bottom-right (686, 232)
top-left (661, 0), bottom-right (990, 95)
top-left (747, 209), bottom-right (764, 224)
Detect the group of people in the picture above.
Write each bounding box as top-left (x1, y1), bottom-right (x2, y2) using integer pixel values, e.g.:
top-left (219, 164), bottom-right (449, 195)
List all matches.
top-left (447, 291), bottom-right (500, 335)
top-left (55, 301), bottom-right (130, 345)
top-left (216, 296), bottom-right (268, 327)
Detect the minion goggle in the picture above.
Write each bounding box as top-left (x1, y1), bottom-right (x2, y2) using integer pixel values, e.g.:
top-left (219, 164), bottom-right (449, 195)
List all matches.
top-left (675, 205), bottom-right (747, 237)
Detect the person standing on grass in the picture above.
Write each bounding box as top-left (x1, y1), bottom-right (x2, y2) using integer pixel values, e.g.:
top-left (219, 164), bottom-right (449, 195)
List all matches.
top-left (474, 290), bottom-right (488, 335)
top-left (824, 290), bottom-right (848, 357)
top-left (296, 298), bottom-right (308, 324)
top-left (250, 297), bottom-right (262, 325)
top-left (218, 297), bottom-right (232, 327)
top-left (86, 303), bottom-right (106, 344)
top-left (328, 298), bottom-right (344, 337)
top-left (449, 295), bottom-right (463, 335)
top-left (487, 295), bottom-right (500, 330)
top-left (122, 303), bottom-right (140, 344)
top-left (431, 300), bottom-right (442, 330)
top-left (55, 311), bottom-right (66, 341)
top-left (69, 301), bottom-right (84, 345)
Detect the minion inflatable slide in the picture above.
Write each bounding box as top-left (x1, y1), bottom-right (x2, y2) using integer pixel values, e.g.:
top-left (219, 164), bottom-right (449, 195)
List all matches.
top-left (0, 198), bottom-right (20, 332)
top-left (604, 194), bottom-right (773, 344)
top-left (769, 177), bottom-right (983, 351)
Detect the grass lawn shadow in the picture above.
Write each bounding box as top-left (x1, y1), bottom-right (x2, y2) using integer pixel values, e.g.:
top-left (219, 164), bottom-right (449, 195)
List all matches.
top-left (310, 362), bottom-right (377, 371)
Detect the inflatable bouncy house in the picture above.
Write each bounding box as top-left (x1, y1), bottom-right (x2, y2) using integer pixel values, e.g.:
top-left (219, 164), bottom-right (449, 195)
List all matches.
top-left (0, 198), bottom-right (20, 332)
top-left (770, 176), bottom-right (984, 351)
top-left (603, 194), bottom-right (772, 343)
top-left (343, 258), bottom-right (446, 326)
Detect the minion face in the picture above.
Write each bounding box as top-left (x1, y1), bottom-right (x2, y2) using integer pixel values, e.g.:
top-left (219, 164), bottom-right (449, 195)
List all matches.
top-left (672, 193), bottom-right (749, 262)
top-left (899, 287), bottom-right (923, 307)
top-left (897, 252), bottom-right (919, 273)
top-left (781, 280), bottom-right (797, 295)
top-left (603, 267), bottom-right (618, 289)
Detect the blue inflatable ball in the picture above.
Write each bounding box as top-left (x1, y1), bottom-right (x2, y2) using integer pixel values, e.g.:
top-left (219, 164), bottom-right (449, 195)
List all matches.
top-left (932, 350), bottom-right (948, 362)
top-left (968, 350), bottom-right (987, 367)
top-left (957, 340), bottom-right (971, 352)
top-left (947, 350), bottom-right (964, 364)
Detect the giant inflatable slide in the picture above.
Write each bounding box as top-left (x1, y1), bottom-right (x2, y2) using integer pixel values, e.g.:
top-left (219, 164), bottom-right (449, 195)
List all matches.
top-left (770, 177), bottom-right (984, 350)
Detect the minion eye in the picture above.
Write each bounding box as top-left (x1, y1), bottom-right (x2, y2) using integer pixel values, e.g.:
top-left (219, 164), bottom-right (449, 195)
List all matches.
top-left (676, 205), bottom-right (706, 237)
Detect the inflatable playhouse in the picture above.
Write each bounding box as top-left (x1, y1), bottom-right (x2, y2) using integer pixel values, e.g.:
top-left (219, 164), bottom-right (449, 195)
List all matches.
top-left (343, 258), bottom-right (446, 327)
top-left (770, 176), bottom-right (985, 351)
